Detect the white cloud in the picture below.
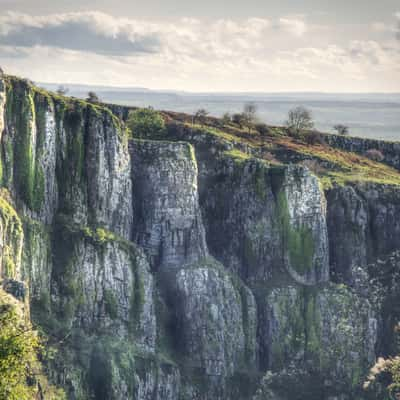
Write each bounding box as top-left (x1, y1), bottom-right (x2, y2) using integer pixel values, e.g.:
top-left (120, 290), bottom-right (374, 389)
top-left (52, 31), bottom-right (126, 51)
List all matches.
top-left (0, 11), bottom-right (305, 58)
top-left (277, 17), bottom-right (307, 37)
top-left (0, 11), bottom-right (399, 92)
top-left (0, 11), bottom-right (161, 55)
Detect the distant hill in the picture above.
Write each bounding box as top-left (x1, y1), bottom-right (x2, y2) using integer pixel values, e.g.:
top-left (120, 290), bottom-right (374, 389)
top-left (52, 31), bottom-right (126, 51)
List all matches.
top-left (40, 82), bottom-right (400, 141)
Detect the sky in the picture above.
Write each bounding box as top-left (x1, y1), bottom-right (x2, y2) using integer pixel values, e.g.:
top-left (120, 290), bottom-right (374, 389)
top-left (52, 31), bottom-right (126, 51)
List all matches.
top-left (0, 0), bottom-right (399, 92)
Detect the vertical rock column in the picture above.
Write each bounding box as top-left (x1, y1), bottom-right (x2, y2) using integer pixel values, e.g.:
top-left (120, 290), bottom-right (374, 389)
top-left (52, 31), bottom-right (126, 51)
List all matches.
top-left (0, 73), bottom-right (5, 143)
top-left (130, 140), bottom-right (208, 269)
top-left (85, 109), bottom-right (133, 239)
top-left (274, 165), bottom-right (329, 285)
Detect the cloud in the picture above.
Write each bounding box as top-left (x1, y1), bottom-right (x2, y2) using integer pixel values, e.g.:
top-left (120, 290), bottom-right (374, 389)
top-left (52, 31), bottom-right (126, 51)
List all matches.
top-left (371, 12), bottom-right (400, 42)
top-left (277, 17), bottom-right (307, 37)
top-left (0, 11), bottom-right (160, 55)
top-left (0, 12), bottom-right (308, 59)
top-left (349, 41), bottom-right (384, 64)
top-left (0, 11), bottom-right (399, 92)
top-left (0, 45), bottom-right (28, 59)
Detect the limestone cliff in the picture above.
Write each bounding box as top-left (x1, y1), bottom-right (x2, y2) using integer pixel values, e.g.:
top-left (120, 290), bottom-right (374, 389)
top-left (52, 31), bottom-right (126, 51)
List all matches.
top-left (1, 75), bottom-right (400, 400)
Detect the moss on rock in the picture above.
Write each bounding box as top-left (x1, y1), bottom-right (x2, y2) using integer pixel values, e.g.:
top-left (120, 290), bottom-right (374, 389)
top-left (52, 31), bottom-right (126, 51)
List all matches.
top-left (276, 187), bottom-right (315, 275)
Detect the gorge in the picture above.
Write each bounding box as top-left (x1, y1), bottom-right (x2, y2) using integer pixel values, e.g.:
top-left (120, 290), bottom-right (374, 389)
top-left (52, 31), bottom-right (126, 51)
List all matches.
top-left (1, 73), bottom-right (400, 400)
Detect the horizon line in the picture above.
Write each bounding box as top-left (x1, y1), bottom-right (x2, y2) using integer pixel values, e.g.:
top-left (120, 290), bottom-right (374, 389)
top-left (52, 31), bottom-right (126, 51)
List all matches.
top-left (37, 81), bottom-right (400, 96)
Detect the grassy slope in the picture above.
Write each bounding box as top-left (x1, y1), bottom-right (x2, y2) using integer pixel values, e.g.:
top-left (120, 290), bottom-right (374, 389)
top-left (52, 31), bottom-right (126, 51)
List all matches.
top-left (168, 120), bottom-right (400, 188)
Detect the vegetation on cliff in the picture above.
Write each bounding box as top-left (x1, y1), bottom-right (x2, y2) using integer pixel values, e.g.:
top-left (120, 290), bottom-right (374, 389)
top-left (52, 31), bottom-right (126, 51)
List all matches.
top-left (0, 290), bottom-right (65, 400)
top-left (127, 107), bottom-right (165, 138)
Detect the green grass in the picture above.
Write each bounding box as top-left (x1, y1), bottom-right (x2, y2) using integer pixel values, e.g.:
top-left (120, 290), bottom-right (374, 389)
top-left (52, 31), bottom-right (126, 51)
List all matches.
top-left (223, 149), bottom-right (252, 162)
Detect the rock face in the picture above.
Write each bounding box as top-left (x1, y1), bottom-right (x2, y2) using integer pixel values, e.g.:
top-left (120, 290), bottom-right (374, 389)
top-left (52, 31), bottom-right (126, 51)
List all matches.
top-left (131, 140), bottom-right (208, 269)
top-left (1, 75), bottom-right (400, 400)
top-left (278, 165), bottom-right (329, 284)
top-left (327, 183), bottom-right (400, 283)
top-left (195, 156), bottom-right (328, 286)
top-left (51, 227), bottom-right (156, 350)
top-left (0, 75), bottom-right (5, 142)
top-left (173, 261), bottom-right (256, 378)
top-left (85, 108), bottom-right (133, 239)
top-left (258, 284), bottom-right (377, 387)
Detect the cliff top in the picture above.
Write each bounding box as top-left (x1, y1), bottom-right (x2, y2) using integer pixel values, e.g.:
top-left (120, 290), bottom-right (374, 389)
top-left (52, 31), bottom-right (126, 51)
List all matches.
top-left (4, 74), bottom-right (400, 189)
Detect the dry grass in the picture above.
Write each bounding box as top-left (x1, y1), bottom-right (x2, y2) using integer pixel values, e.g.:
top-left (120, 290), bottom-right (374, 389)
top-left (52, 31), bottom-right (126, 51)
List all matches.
top-left (274, 137), bottom-right (400, 187)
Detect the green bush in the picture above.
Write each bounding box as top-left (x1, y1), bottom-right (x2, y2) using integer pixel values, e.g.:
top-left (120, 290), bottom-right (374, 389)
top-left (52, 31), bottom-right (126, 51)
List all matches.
top-left (255, 123), bottom-right (270, 136)
top-left (127, 108), bottom-right (165, 138)
top-left (0, 303), bottom-right (38, 399)
top-left (304, 130), bottom-right (325, 145)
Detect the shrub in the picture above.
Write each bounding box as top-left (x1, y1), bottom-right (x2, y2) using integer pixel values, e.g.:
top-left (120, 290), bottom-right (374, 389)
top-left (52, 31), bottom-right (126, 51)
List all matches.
top-left (333, 124), bottom-right (349, 135)
top-left (222, 112), bottom-right (232, 125)
top-left (86, 91), bottom-right (100, 103)
top-left (287, 127), bottom-right (304, 141)
top-left (166, 121), bottom-right (186, 136)
top-left (304, 130), bottom-right (325, 145)
top-left (232, 113), bottom-right (245, 128)
top-left (364, 355), bottom-right (400, 398)
top-left (194, 109), bottom-right (209, 125)
top-left (365, 148), bottom-right (384, 162)
top-left (127, 107), bottom-right (166, 138)
top-left (56, 86), bottom-right (69, 96)
top-left (0, 304), bottom-right (38, 399)
top-left (255, 123), bottom-right (270, 136)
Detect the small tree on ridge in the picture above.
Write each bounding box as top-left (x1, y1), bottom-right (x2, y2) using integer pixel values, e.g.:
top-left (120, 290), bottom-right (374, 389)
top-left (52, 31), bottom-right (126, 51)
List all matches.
top-left (286, 106), bottom-right (314, 132)
top-left (333, 124), bottom-right (349, 136)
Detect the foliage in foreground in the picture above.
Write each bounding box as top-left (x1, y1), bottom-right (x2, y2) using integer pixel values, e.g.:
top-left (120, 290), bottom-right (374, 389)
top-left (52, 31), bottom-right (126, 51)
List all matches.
top-left (0, 302), bottom-right (39, 399)
top-left (364, 356), bottom-right (400, 399)
top-left (0, 292), bottom-right (65, 400)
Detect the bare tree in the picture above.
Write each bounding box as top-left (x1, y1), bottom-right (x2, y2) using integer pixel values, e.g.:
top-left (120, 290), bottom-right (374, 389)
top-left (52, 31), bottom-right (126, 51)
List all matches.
top-left (86, 91), bottom-right (100, 103)
top-left (242, 102), bottom-right (258, 133)
top-left (194, 109), bottom-right (209, 126)
top-left (333, 124), bottom-right (349, 135)
top-left (286, 106), bottom-right (314, 132)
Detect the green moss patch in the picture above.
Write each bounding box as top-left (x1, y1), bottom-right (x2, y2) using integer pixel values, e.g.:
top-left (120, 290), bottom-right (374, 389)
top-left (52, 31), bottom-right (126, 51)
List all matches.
top-left (271, 170), bottom-right (315, 275)
top-left (0, 193), bottom-right (23, 279)
top-left (3, 78), bottom-right (49, 211)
